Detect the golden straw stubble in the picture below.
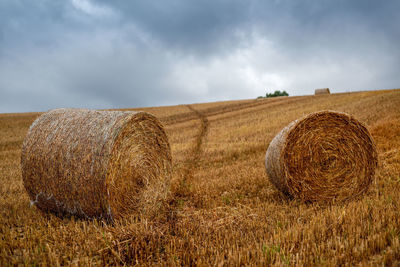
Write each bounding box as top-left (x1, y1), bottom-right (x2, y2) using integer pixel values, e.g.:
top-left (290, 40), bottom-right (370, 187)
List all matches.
top-left (21, 108), bottom-right (172, 221)
top-left (265, 110), bottom-right (378, 202)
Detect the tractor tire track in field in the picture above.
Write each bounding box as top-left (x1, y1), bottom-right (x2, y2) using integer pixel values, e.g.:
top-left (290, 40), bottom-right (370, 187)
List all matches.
top-left (162, 100), bottom-right (259, 125)
top-left (173, 105), bottom-right (209, 202)
top-left (161, 96), bottom-right (306, 126)
top-left (161, 100), bottom-right (259, 125)
top-left (185, 105), bottom-right (209, 162)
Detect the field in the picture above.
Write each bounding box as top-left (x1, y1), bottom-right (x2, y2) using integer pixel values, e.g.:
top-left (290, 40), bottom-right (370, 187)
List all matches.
top-left (1, 89), bottom-right (400, 265)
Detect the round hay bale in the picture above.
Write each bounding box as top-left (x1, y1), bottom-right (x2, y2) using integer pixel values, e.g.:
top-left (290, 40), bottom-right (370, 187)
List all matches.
top-left (21, 108), bottom-right (172, 221)
top-left (265, 110), bottom-right (378, 202)
top-left (315, 88), bottom-right (330, 95)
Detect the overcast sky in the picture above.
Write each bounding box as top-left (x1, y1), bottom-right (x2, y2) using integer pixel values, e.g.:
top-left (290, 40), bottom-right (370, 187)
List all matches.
top-left (1, 0), bottom-right (399, 113)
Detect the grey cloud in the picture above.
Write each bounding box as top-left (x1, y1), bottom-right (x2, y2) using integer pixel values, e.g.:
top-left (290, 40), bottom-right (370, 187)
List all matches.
top-left (95, 0), bottom-right (253, 55)
top-left (1, 0), bottom-right (400, 113)
top-left (95, 0), bottom-right (400, 52)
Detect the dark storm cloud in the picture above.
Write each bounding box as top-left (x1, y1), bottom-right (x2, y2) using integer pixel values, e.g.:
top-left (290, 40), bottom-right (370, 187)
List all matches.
top-left (0, 0), bottom-right (399, 113)
top-left (94, 0), bottom-right (400, 53)
top-left (95, 0), bottom-right (251, 54)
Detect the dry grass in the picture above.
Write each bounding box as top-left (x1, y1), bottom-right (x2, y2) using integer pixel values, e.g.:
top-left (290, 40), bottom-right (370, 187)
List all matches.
top-left (1, 89), bottom-right (400, 265)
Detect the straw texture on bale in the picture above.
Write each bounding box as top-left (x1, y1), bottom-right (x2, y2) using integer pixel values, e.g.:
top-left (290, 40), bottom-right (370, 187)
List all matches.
top-left (315, 88), bottom-right (330, 95)
top-left (21, 109), bottom-right (172, 221)
top-left (265, 111), bottom-right (378, 202)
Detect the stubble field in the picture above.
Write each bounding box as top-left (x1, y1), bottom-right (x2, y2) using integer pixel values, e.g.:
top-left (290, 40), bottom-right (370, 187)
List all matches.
top-left (1, 89), bottom-right (400, 265)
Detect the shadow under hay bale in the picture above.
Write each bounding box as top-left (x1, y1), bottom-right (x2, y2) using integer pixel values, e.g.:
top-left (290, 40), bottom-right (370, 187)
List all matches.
top-left (265, 111), bottom-right (378, 202)
top-left (21, 108), bottom-right (172, 221)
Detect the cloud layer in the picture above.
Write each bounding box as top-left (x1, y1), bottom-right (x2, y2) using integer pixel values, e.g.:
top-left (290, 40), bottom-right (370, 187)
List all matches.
top-left (1, 0), bottom-right (399, 112)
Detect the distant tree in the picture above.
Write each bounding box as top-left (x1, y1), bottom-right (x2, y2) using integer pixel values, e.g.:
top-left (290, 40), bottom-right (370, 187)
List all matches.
top-left (266, 90), bottom-right (289, 98)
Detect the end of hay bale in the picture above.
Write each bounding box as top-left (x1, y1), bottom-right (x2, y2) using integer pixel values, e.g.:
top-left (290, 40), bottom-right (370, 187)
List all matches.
top-left (265, 110), bottom-right (378, 202)
top-left (105, 112), bottom-right (172, 220)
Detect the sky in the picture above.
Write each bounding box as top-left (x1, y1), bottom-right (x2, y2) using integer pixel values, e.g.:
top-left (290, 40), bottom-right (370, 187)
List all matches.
top-left (0, 0), bottom-right (399, 113)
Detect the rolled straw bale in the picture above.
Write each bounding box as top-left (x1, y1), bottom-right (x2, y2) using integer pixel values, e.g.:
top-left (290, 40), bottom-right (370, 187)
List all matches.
top-left (21, 108), bottom-right (172, 221)
top-left (315, 88), bottom-right (330, 95)
top-left (265, 111), bottom-right (377, 202)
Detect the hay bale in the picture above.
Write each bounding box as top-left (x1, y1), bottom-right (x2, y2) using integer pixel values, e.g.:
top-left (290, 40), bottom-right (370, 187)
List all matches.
top-left (21, 108), bottom-right (172, 221)
top-left (315, 88), bottom-right (330, 95)
top-left (265, 111), bottom-right (378, 202)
